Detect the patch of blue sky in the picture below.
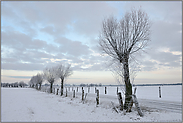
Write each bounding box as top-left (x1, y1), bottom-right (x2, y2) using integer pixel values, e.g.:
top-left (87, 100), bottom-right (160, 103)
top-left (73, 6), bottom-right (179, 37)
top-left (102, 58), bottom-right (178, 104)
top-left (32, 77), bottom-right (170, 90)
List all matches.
top-left (1, 46), bottom-right (15, 58)
top-left (1, 19), bottom-right (18, 32)
top-left (33, 31), bottom-right (58, 46)
top-left (106, 1), bottom-right (164, 22)
top-left (106, 1), bottom-right (126, 19)
top-left (63, 31), bottom-right (91, 46)
top-left (63, 19), bottom-right (92, 45)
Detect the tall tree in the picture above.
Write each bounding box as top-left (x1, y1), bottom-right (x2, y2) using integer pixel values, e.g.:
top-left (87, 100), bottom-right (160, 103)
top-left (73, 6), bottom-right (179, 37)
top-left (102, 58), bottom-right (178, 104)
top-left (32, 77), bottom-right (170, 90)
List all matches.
top-left (43, 67), bottom-right (56, 93)
top-left (54, 64), bottom-right (73, 96)
top-left (98, 8), bottom-right (151, 110)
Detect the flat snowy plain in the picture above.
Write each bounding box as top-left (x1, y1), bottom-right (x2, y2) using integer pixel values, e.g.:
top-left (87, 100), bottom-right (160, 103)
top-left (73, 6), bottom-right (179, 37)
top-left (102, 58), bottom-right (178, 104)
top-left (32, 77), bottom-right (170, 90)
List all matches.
top-left (1, 85), bottom-right (182, 122)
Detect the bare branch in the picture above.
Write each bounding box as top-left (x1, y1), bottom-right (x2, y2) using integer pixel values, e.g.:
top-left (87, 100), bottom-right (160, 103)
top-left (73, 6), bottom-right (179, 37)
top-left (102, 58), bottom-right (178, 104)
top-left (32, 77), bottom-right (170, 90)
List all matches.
top-left (99, 8), bottom-right (151, 110)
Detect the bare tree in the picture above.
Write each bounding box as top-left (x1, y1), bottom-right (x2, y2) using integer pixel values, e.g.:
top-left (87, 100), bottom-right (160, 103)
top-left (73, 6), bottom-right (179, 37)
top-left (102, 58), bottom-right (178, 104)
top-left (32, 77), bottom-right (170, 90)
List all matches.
top-left (43, 67), bottom-right (56, 93)
top-left (28, 79), bottom-right (33, 88)
top-left (54, 63), bottom-right (73, 96)
top-left (18, 81), bottom-right (26, 88)
top-left (98, 8), bottom-right (151, 110)
top-left (29, 76), bottom-right (37, 89)
top-left (36, 73), bottom-right (44, 90)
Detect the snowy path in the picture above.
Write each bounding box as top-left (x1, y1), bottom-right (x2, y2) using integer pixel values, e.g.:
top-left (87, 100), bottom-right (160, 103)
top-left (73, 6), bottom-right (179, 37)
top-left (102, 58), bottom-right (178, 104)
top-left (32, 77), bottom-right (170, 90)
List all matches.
top-left (1, 88), bottom-right (182, 122)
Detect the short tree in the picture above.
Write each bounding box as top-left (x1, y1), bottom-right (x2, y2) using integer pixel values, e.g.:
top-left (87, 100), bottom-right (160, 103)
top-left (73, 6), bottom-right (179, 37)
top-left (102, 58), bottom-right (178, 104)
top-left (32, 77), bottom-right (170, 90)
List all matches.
top-left (98, 8), bottom-right (151, 110)
top-left (14, 82), bottom-right (19, 87)
top-left (18, 81), bottom-right (26, 88)
top-left (54, 64), bottom-right (73, 96)
top-left (29, 77), bottom-right (35, 88)
top-left (32, 76), bottom-right (39, 89)
top-left (43, 67), bottom-right (56, 93)
top-left (36, 73), bottom-right (44, 90)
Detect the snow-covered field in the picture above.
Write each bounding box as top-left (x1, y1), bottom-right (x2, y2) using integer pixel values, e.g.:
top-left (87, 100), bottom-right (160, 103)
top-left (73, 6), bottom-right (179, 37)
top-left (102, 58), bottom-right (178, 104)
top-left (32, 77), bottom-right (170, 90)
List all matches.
top-left (62, 85), bottom-right (182, 102)
top-left (1, 85), bottom-right (182, 122)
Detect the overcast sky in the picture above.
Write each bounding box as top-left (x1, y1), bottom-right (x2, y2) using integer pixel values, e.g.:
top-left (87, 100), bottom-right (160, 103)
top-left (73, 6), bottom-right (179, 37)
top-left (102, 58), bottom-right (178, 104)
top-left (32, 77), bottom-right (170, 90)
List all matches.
top-left (1, 1), bottom-right (182, 85)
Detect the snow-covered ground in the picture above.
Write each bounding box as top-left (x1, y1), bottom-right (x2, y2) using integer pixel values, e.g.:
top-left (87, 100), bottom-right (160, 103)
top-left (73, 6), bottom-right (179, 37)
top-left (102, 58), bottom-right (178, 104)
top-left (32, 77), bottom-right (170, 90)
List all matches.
top-left (1, 86), bottom-right (182, 122)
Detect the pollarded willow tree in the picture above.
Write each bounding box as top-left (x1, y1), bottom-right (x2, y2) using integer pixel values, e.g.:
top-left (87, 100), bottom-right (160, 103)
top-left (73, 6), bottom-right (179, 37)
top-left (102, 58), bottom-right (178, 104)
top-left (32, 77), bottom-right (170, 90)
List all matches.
top-left (29, 75), bottom-right (37, 89)
top-left (43, 67), bottom-right (57, 93)
top-left (54, 64), bottom-right (73, 96)
top-left (36, 73), bottom-right (44, 90)
top-left (99, 8), bottom-right (151, 110)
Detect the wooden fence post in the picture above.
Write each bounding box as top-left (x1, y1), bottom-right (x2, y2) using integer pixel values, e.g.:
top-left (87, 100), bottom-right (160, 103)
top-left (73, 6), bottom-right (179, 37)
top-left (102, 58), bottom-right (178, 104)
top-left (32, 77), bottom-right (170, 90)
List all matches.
top-left (82, 87), bottom-right (83, 91)
top-left (134, 87), bottom-right (137, 95)
top-left (66, 88), bottom-right (67, 97)
top-left (159, 86), bottom-right (161, 98)
top-left (77, 87), bottom-right (78, 92)
top-left (132, 94), bottom-right (144, 117)
top-left (118, 92), bottom-right (123, 111)
top-left (95, 87), bottom-right (96, 93)
top-left (88, 87), bottom-right (90, 93)
top-left (96, 89), bottom-right (99, 106)
top-left (117, 87), bottom-right (118, 95)
top-left (105, 87), bottom-right (107, 94)
top-left (85, 93), bottom-right (87, 100)
top-left (82, 89), bottom-right (84, 101)
top-left (73, 90), bottom-right (75, 98)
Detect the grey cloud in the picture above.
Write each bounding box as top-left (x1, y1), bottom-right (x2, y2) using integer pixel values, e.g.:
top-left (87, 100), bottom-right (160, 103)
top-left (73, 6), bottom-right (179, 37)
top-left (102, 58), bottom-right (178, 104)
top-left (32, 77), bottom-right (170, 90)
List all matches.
top-left (113, 1), bottom-right (181, 53)
top-left (41, 26), bottom-right (56, 36)
top-left (140, 60), bottom-right (157, 71)
top-left (138, 49), bottom-right (181, 71)
top-left (2, 57), bottom-right (19, 63)
top-left (2, 50), bottom-right (44, 65)
top-left (55, 37), bottom-right (92, 57)
top-left (5, 1), bottom-right (118, 38)
top-left (150, 50), bottom-right (181, 64)
top-left (123, 1), bottom-right (181, 21)
top-left (1, 1), bottom-right (181, 73)
top-left (2, 63), bottom-right (44, 71)
top-left (2, 31), bottom-right (31, 47)
top-left (150, 20), bottom-right (181, 52)
top-left (6, 76), bottom-right (31, 79)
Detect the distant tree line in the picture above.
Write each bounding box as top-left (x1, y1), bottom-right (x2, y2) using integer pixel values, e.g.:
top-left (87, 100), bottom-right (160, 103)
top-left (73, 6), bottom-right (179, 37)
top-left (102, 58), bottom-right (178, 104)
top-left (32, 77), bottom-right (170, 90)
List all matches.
top-left (1, 81), bottom-right (28, 88)
top-left (79, 83), bottom-right (102, 87)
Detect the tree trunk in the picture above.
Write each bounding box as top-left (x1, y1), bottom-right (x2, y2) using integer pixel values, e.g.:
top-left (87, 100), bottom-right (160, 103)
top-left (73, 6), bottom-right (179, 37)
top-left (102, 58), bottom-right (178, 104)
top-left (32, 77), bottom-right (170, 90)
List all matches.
top-left (118, 92), bottom-right (123, 111)
top-left (96, 89), bottom-right (99, 106)
top-left (61, 78), bottom-right (64, 96)
top-left (35, 84), bottom-right (38, 90)
top-left (50, 83), bottom-right (53, 93)
top-left (123, 56), bottom-right (132, 110)
top-left (39, 84), bottom-right (41, 90)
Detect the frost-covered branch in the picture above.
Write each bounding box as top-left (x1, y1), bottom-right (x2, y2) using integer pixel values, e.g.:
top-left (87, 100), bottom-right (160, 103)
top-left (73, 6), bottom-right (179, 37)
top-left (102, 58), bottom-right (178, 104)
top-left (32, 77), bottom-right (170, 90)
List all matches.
top-left (54, 63), bottom-right (73, 96)
top-left (99, 8), bottom-right (151, 111)
top-left (43, 67), bottom-right (57, 93)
